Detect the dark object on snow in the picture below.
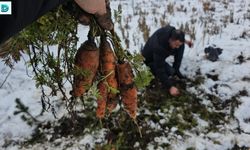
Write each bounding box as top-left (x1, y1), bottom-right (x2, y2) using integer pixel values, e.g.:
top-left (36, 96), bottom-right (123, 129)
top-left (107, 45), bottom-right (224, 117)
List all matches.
top-left (236, 52), bottom-right (245, 64)
top-left (204, 46), bottom-right (223, 62)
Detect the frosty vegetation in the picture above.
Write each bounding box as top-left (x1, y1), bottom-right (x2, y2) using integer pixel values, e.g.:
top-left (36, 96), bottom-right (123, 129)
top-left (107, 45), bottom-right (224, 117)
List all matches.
top-left (0, 0), bottom-right (250, 149)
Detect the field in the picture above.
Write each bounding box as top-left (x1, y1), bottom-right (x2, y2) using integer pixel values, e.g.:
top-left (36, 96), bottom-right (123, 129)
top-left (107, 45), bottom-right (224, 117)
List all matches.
top-left (0, 0), bottom-right (250, 149)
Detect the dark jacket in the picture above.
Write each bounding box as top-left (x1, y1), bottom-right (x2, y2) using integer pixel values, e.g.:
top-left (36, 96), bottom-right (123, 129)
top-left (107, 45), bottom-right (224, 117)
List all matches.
top-left (141, 25), bottom-right (184, 88)
top-left (0, 0), bottom-right (70, 44)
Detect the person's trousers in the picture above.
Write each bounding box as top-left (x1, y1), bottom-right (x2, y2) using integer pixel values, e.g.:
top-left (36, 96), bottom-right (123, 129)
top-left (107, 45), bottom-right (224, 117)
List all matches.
top-left (145, 61), bottom-right (176, 78)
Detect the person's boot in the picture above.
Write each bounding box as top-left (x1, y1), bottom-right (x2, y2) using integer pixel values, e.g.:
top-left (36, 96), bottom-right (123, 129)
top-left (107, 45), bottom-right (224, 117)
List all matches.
top-left (95, 0), bottom-right (114, 31)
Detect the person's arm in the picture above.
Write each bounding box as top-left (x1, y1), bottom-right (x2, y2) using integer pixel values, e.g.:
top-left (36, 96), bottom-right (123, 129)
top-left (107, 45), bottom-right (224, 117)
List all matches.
top-left (154, 53), bottom-right (180, 96)
top-left (0, 0), bottom-right (70, 44)
top-left (153, 53), bottom-right (175, 89)
top-left (173, 44), bottom-right (184, 78)
top-left (185, 40), bottom-right (193, 48)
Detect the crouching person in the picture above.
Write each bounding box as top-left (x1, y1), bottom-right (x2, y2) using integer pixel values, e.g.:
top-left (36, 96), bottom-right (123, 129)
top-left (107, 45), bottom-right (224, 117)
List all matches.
top-left (141, 25), bottom-right (193, 96)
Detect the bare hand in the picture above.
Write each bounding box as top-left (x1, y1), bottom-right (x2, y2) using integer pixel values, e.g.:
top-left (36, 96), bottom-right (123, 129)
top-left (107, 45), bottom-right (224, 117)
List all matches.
top-left (186, 40), bottom-right (194, 48)
top-left (169, 86), bottom-right (180, 96)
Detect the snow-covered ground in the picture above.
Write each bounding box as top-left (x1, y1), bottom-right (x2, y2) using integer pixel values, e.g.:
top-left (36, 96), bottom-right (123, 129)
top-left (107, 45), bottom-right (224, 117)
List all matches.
top-left (1, 0), bottom-right (250, 149)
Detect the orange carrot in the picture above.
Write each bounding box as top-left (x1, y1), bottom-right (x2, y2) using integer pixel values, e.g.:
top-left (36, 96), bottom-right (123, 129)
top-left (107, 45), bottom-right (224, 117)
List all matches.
top-left (100, 37), bottom-right (118, 113)
top-left (106, 98), bottom-right (118, 113)
top-left (96, 81), bottom-right (107, 119)
top-left (72, 40), bottom-right (99, 97)
top-left (100, 37), bottom-right (118, 99)
top-left (120, 87), bottom-right (137, 119)
top-left (117, 62), bottom-right (134, 84)
top-left (117, 62), bottom-right (138, 119)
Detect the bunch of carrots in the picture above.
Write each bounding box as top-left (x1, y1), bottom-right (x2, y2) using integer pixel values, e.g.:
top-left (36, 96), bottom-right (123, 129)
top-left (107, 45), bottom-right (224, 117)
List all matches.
top-left (71, 32), bottom-right (138, 120)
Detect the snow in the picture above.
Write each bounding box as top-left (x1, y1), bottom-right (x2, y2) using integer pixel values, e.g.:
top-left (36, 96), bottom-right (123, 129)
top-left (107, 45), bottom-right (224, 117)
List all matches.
top-left (0, 60), bottom-right (37, 146)
top-left (1, 0), bottom-right (250, 149)
top-left (235, 97), bottom-right (250, 132)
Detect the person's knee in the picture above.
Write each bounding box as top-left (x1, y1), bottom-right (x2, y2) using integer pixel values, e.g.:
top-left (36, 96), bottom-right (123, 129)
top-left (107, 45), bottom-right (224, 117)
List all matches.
top-left (164, 63), bottom-right (175, 76)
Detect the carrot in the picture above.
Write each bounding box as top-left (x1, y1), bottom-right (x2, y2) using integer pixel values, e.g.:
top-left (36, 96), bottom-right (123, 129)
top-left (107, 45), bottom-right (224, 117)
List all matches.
top-left (117, 62), bottom-right (138, 119)
top-left (100, 37), bottom-right (118, 113)
top-left (117, 62), bottom-right (134, 87)
top-left (72, 40), bottom-right (99, 97)
top-left (100, 37), bottom-right (118, 99)
top-left (106, 98), bottom-right (118, 113)
top-left (96, 81), bottom-right (107, 119)
top-left (120, 87), bottom-right (137, 119)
